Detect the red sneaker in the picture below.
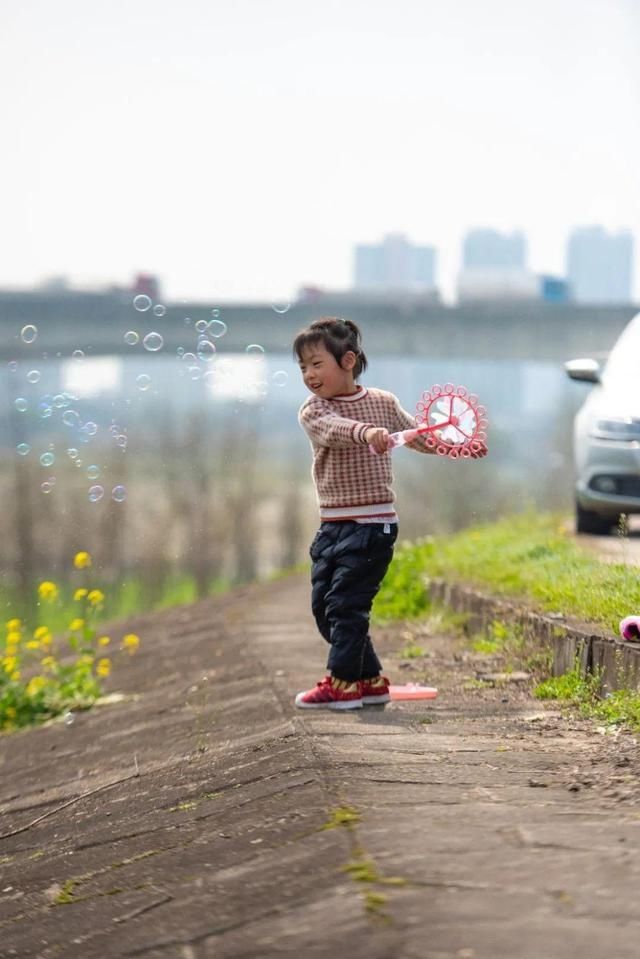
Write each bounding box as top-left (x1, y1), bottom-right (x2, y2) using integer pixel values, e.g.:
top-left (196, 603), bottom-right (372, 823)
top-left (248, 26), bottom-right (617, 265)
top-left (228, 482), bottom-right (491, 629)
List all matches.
top-left (295, 676), bottom-right (363, 710)
top-left (360, 675), bottom-right (391, 705)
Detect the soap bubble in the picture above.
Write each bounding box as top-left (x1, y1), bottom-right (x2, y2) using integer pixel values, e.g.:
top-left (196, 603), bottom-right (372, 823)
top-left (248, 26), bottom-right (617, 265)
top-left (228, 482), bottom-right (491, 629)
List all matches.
top-left (17, 443), bottom-right (31, 456)
top-left (124, 331), bottom-right (139, 346)
top-left (63, 711), bottom-right (76, 726)
top-left (116, 434), bottom-right (127, 449)
top-left (246, 344), bottom-right (265, 356)
top-left (38, 403), bottom-right (53, 419)
top-left (26, 370), bottom-right (41, 384)
top-left (271, 303), bottom-right (291, 314)
top-left (40, 452), bottom-right (55, 467)
top-left (41, 481), bottom-right (53, 494)
top-left (133, 294), bottom-right (152, 312)
top-left (176, 347), bottom-right (185, 357)
top-left (62, 410), bottom-right (81, 428)
top-left (88, 485), bottom-right (104, 502)
top-left (14, 397), bottom-right (28, 412)
top-left (211, 308), bottom-right (221, 317)
top-left (72, 349), bottom-right (85, 361)
top-left (136, 374), bottom-right (151, 391)
top-left (188, 366), bottom-right (201, 380)
top-left (143, 332), bottom-right (164, 352)
top-left (87, 465), bottom-right (100, 480)
top-left (197, 340), bottom-right (216, 362)
top-left (112, 485), bottom-right (127, 503)
top-left (272, 370), bottom-right (288, 387)
top-left (153, 304), bottom-right (166, 316)
top-left (53, 394), bottom-right (67, 408)
top-left (67, 448), bottom-right (79, 459)
top-left (83, 421), bottom-right (98, 436)
top-left (20, 325), bottom-right (37, 344)
top-left (209, 319), bottom-right (227, 338)
top-left (195, 319), bottom-right (209, 333)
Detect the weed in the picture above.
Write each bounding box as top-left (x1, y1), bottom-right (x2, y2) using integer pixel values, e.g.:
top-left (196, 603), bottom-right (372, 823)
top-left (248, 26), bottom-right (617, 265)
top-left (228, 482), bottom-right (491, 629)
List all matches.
top-left (399, 643), bottom-right (425, 659)
top-left (321, 805), bottom-right (361, 830)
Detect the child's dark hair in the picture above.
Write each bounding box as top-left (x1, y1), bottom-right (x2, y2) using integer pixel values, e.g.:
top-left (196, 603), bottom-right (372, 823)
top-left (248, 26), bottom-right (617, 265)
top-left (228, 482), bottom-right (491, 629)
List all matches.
top-left (292, 317), bottom-right (368, 378)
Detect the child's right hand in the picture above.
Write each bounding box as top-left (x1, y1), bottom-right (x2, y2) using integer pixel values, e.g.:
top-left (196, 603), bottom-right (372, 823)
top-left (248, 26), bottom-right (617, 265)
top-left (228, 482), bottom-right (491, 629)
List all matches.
top-left (365, 426), bottom-right (391, 454)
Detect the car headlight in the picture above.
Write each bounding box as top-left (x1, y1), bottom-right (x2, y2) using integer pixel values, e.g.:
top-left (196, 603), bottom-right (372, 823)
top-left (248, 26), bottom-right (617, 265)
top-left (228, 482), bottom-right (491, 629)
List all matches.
top-left (590, 418), bottom-right (640, 440)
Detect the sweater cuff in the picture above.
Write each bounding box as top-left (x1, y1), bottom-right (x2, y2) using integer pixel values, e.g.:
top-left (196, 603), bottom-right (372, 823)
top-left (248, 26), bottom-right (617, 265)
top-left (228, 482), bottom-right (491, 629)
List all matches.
top-left (353, 422), bottom-right (375, 445)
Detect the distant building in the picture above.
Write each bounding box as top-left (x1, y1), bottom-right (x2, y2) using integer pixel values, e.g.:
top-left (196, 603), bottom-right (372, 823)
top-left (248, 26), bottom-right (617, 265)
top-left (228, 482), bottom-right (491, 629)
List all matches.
top-left (353, 233), bottom-right (436, 293)
top-left (539, 275), bottom-right (570, 304)
top-left (457, 229), bottom-right (532, 302)
top-left (462, 229), bottom-right (526, 270)
top-left (566, 226), bottom-right (634, 304)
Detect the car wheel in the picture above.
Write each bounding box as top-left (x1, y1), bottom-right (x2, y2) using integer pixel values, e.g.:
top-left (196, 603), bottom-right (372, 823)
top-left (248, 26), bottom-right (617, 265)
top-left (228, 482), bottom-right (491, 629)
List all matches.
top-left (575, 503), bottom-right (616, 535)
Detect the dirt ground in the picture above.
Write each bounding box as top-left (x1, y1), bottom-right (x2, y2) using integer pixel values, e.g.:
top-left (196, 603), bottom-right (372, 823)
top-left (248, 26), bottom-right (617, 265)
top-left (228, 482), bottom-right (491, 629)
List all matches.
top-left (1, 573), bottom-right (640, 958)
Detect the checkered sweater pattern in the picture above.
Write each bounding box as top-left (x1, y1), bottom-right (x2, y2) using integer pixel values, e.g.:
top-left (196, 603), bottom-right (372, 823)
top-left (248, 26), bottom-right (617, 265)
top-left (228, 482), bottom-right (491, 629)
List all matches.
top-left (298, 386), bottom-right (431, 523)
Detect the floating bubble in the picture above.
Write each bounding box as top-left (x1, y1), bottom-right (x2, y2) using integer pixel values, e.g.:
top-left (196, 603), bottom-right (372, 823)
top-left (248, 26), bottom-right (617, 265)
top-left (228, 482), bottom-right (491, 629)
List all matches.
top-left (133, 294), bottom-right (152, 312)
top-left (188, 365), bottom-right (201, 380)
top-left (203, 370), bottom-right (216, 385)
top-left (136, 374), bottom-right (151, 391)
top-left (53, 394), bottom-right (67, 408)
top-left (197, 340), bottom-right (216, 362)
top-left (124, 331), bottom-right (139, 346)
top-left (17, 443), bottom-right (31, 456)
top-left (176, 347), bottom-right (185, 357)
top-left (67, 448), bottom-right (79, 459)
top-left (184, 316), bottom-right (192, 325)
top-left (14, 397), bottom-right (28, 412)
top-left (143, 332), bottom-right (164, 352)
top-left (272, 370), bottom-right (288, 387)
top-left (40, 452), bottom-right (55, 467)
top-left (20, 325), bottom-right (37, 344)
top-left (195, 319), bottom-right (209, 333)
top-left (88, 485), bottom-right (104, 502)
top-left (26, 370), bottom-right (41, 384)
top-left (41, 481), bottom-right (53, 494)
top-left (8, 360), bottom-right (17, 372)
top-left (63, 711), bottom-right (76, 726)
top-left (87, 465), bottom-right (100, 480)
top-left (38, 403), bottom-right (53, 419)
top-left (153, 304), bottom-right (166, 317)
top-left (181, 352), bottom-right (197, 364)
top-left (72, 349), bottom-right (85, 361)
top-left (75, 458), bottom-right (83, 467)
top-left (211, 308), bottom-right (220, 318)
top-left (83, 421), bottom-right (98, 436)
top-left (112, 485), bottom-right (127, 503)
top-left (116, 434), bottom-right (127, 449)
top-left (209, 319), bottom-right (227, 338)
top-left (246, 344), bottom-right (265, 355)
top-left (62, 410), bottom-right (80, 428)
top-left (271, 303), bottom-right (291, 314)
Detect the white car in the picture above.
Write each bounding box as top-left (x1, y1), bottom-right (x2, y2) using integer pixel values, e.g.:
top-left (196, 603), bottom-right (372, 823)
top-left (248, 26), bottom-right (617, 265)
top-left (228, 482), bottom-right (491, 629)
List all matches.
top-left (565, 310), bottom-right (640, 535)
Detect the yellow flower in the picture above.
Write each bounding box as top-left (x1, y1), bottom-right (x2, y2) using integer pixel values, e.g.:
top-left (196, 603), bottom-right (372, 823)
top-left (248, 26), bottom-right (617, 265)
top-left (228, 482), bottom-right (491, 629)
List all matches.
top-left (122, 633), bottom-right (140, 654)
top-left (87, 589), bottom-right (105, 607)
top-left (3, 656), bottom-right (18, 674)
top-left (96, 657), bottom-right (111, 677)
top-left (98, 635), bottom-right (111, 647)
top-left (40, 655), bottom-right (57, 670)
top-left (69, 618), bottom-right (85, 632)
top-left (9, 670), bottom-right (20, 682)
top-left (74, 588), bottom-right (88, 601)
top-left (26, 676), bottom-right (46, 696)
top-left (38, 581), bottom-right (59, 602)
top-left (5, 706), bottom-right (16, 719)
top-left (40, 633), bottom-right (52, 648)
top-left (73, 551), bottom-right (92, 569)
top-left (33, 626), bottom-right (50, 640)
top-left (6, 618), bottom-right (21, 631)
top-left (25, 640), bottom-right (41, 650)
top-left (6, 631), bottom-right (21, 647)
top-left (79, 654), bottom-right (94, 667)
top-left (5, 644), bottom-right (18, 657)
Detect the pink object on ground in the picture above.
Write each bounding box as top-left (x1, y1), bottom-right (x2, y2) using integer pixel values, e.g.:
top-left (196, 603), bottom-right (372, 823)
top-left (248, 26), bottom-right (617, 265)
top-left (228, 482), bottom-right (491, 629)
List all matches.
top-left (619, 615), bottom-right (640, 641)
top-left (389, 684), bottom-right (438, 701)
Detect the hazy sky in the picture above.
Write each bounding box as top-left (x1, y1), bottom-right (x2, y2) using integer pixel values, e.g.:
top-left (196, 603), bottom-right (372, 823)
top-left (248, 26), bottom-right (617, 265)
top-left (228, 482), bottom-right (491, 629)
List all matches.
top-left (2, 0), bottom-right (638, 303)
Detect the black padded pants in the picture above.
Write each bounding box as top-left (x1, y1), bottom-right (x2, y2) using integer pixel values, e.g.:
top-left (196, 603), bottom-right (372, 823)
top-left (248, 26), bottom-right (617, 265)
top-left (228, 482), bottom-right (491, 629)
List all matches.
top-left (309, 520), bottom-right (398, 682)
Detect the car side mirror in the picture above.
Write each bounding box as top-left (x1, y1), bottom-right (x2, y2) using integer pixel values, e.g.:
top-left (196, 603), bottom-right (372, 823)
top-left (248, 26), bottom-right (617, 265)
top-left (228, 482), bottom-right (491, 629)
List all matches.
top-left (564, 358), bottom-right (601, 383)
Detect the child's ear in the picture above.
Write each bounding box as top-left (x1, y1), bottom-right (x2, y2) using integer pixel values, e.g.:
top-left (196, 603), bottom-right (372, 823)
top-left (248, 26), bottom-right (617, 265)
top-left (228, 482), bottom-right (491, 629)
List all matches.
top-left (341, 351), bottom-right (357, 371)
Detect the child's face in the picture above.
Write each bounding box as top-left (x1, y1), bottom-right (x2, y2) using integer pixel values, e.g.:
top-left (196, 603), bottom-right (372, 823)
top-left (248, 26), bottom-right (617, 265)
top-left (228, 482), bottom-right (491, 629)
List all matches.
top-left (298, 342), bottom-right (357, 399)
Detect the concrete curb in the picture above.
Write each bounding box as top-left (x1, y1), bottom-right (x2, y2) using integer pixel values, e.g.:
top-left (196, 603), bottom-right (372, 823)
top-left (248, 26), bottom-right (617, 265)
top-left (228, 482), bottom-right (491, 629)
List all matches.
top-left (428, 577), bottom-right (640, 694)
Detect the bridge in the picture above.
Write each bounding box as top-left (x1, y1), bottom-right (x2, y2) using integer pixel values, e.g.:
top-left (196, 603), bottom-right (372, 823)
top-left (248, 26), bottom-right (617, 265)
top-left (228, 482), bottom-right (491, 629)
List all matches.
top-left (0, 290), bottom-right (637, 362)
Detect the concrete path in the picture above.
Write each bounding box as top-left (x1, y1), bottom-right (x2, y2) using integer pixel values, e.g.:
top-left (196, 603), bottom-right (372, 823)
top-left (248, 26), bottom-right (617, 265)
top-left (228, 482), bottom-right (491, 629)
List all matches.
top-left (1, 574), bottom-right (640, 958)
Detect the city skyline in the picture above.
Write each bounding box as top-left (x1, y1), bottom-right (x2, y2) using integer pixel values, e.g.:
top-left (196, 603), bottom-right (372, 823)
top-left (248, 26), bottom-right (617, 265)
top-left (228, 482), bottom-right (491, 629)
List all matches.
top-left (1, 0), bottom-right (638, 304)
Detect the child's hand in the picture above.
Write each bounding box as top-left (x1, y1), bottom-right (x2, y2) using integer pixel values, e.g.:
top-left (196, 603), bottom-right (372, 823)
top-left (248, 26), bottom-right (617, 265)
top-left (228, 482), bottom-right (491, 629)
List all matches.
top-left (365, 426), bottom-right (391, 454)
top-left (470, 441), bottom-right (488, 459)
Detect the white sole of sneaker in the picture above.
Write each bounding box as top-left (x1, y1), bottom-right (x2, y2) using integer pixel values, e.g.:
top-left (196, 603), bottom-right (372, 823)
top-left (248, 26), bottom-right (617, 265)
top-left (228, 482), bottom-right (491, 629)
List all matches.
top-left (362, 695), bottom-right (390, 705)
top-left (294, 699), bottom-right (363, 709)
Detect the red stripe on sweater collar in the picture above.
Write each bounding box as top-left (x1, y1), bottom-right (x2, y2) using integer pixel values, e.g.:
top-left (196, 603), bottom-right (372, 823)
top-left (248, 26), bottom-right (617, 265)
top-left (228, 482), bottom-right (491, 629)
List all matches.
top-left (332, 386), bottom-right (368, 402)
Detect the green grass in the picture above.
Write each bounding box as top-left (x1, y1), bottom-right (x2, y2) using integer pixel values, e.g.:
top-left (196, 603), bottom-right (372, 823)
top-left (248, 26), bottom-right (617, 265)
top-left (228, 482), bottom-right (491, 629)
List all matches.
top-left (374, 512), bottom-right (640, 635)
top-left (535, 667), bottom-right (640, 731)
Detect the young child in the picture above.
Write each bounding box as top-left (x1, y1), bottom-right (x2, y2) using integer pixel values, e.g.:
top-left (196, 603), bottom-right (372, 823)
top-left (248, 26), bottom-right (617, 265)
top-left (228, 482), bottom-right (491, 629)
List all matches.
top-left (293, 316), bottom-right (487, 711)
